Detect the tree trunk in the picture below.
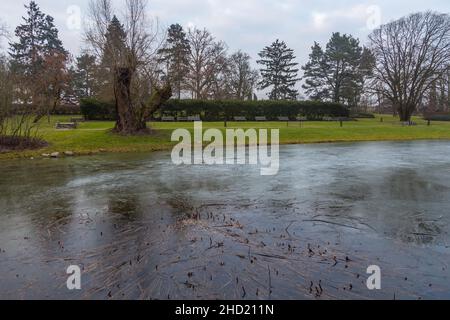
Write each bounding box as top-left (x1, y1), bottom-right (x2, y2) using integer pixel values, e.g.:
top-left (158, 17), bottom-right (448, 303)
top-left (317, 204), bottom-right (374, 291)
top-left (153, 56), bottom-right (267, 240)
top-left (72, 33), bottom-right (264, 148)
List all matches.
top-left (398, 104), bottom-right (413, 122)
top-left (114, 67), bottom-right (146, 133)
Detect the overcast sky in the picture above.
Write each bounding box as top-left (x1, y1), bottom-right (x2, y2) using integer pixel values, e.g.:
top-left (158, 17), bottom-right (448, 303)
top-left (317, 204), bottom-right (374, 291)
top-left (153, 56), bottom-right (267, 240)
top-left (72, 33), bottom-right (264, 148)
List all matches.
top-left (1, 0), bottom-right (449, 95)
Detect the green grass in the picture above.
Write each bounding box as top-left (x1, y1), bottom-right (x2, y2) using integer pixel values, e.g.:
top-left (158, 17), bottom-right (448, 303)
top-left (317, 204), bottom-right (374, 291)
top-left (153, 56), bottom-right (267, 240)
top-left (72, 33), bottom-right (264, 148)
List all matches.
top-left (1, 114), bottom-right (450, 159)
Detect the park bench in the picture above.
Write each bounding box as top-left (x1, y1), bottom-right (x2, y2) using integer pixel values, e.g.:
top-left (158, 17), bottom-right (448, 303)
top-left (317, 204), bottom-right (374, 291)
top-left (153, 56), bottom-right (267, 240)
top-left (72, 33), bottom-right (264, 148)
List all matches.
top-left (296, 116), bottom-right (307, 121)
top-left (55, 122), bottom-right (77, 130)
top-left (161, 116), bottom-right (175, 122)
top-left (255, 116), bottom-right (268, 121)
top-left (233, 116), bottom-right (247, 121)
top-left (177, 117), bottom-right (188, 122)
top-left (278, 116), bottom-right (290, 121)
top-left (188, 115), bottom-right (201, 121)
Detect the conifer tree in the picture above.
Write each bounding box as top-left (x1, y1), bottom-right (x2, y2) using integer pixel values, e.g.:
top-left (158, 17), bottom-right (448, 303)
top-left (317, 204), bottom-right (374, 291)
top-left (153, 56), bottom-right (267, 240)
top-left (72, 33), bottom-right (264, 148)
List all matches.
top-left (257, 40), bottom-right (299, 100)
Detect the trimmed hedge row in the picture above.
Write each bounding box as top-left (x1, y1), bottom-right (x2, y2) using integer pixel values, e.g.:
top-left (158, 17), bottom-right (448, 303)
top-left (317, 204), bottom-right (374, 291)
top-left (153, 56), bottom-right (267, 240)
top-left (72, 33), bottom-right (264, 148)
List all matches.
top-left (424, 113), bottom-right (450, 121)
top-left (11, 104), bottom-right (81, 115)
top-left (80, 98), bottom-right (116, 121)
top-left (79, 99), bottom-right (350, 121)
top-left (159, 100), bottom-right (349, 121)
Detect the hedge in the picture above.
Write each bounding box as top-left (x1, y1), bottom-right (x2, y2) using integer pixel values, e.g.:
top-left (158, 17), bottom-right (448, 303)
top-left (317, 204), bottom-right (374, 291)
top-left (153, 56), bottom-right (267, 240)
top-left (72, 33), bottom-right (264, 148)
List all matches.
top-left (11, 104), bottom-right (81, 115)
top-left (80, 98), bottom-right (116, 121)
top-left (159, 100), bottom-right (349, 121)
top-left (424, 113), bottom-right (450, 121)
top-left (78, 99), bottom-right (350, 121)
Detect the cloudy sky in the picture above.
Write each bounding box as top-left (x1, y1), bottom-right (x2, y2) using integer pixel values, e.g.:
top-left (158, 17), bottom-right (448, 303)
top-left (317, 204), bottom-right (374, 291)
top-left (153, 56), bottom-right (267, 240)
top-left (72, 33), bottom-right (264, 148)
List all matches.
top-left (1, 0), bottom-right (448, 95)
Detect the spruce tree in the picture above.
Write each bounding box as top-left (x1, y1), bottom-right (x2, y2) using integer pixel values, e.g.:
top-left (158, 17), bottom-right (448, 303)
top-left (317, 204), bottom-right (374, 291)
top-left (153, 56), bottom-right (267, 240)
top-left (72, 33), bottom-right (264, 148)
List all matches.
top-left (9, 1), bottom-right (66, 76)
top-left (158, 24), bottom-right (190, 99)
top-left (72, 53), bottom-right (99, 99)
top-left (102, 15), bottom-right (127, 69)
top-left (257, 40), bottom-right (299, 100)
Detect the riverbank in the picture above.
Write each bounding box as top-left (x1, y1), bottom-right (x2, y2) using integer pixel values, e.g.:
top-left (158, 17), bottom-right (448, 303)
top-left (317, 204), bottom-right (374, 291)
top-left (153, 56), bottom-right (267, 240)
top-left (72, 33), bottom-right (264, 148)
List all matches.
top-left (1, 115), bottom-right (450, 160)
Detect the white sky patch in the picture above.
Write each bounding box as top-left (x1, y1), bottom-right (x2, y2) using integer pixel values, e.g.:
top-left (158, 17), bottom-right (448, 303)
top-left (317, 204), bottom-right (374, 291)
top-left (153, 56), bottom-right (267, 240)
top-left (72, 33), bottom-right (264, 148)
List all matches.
top-left (311, 4), bottom-right (383, 32)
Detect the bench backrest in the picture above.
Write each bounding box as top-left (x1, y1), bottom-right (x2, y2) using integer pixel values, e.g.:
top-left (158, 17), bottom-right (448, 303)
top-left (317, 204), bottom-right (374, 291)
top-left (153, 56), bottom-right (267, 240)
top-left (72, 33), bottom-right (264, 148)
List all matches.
top-left (255, 116), bottom-right (267, 121)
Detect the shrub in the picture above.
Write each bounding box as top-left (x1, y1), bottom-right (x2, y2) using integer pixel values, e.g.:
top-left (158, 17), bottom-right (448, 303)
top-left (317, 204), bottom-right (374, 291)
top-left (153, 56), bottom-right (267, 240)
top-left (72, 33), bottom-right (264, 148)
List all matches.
top-left (159, 100), bottom-right (349, 121)
top-left (80, 98), bottom-right (116, 121)
top-left (52, 104), bottom-right (81, 115)
top-left (10, 104), bottom-right (81, 115)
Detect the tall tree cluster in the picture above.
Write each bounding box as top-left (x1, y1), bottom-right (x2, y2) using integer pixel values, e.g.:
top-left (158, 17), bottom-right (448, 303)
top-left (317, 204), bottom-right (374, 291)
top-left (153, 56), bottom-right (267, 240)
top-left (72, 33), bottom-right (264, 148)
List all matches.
top-left (155, 26), bottom-right (259, 100)
top-left (302, 33), bottom-right (375, 108)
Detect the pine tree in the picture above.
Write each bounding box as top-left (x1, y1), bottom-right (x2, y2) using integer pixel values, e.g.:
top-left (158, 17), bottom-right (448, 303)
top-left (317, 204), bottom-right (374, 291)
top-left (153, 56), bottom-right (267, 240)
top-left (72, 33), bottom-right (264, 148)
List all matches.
top-left (257, 40), bottom-right (299, 100)
top-left (158, 24), bottom-right (190, 99)
top-left (302, 33), bottom-right (374, 107)
top-left (97, 15), bottom-right (127, 100)
top-left (9, 1), bottom-right (66, 76)
top-left (72, 53), bottom-right (99, 99)
top-left (102, 15), bottom-right (127, 69)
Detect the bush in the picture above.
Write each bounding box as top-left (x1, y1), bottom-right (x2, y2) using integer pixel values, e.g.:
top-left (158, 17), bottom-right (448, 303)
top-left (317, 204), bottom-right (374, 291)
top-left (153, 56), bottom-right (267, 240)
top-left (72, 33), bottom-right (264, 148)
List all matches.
top-left (52, 104), bottom-right (81, 115)
top-left (10, 104), bottom-right (81, 115)
top-left (159, 100), bottom-right (349, 121)
top-left (80, 98), bottom-right (116, 121)
top-left (424, 113), bottom-right (450, 121)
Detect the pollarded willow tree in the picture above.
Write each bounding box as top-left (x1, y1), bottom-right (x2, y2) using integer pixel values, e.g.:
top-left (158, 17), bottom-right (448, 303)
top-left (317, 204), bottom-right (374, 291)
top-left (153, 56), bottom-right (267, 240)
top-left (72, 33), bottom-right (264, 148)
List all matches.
top-left (86, 0), bottom-right (172, 134)
top-left (369, 12), bottom-right (450, 122)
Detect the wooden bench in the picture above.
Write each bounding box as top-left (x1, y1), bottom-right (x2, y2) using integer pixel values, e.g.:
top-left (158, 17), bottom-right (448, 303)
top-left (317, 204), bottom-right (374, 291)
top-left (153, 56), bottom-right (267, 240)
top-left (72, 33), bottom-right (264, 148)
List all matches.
top-left (161, 116), bottom-right (175, 122)
top-left (255, 116), bottom-right (267, 121)
top-left (233, 116), bottom-right (247, 121)
top-left (188, 115), bottom-right (201, 121)
top-left (56, 122), bottom-right (77, 130)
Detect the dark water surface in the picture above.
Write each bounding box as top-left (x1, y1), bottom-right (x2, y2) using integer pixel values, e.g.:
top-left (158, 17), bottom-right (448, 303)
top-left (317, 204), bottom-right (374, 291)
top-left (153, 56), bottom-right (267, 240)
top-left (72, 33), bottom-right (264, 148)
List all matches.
top-left (0, 141), bottom-right (449, 299)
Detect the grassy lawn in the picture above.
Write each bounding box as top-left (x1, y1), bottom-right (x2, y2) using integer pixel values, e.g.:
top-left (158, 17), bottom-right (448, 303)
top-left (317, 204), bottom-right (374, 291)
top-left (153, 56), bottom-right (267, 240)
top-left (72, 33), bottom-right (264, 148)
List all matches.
top-left (1, 114), bottom-right (450, 159)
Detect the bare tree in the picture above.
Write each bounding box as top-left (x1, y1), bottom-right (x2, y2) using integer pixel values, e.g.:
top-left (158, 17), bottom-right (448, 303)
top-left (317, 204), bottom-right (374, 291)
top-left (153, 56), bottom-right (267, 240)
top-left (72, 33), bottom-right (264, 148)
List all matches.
top-left (185, 28), bottom-right (228, 99)
top-left (369, 12), bottom-right (450, 122)
top-left (86, 0), bottom-right (171, 133)
top-left (228, 51), bottom-right (259, 100)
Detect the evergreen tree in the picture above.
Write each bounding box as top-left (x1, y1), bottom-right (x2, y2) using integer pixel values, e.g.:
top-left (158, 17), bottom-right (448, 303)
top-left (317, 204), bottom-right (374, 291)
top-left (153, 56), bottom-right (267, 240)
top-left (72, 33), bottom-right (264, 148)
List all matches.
top-left (302, 33), bottom-right (374, 107)
top-left (102, 15), bottom-right (127, 70)
top-left (98, 15), bottom-right (127, 100)
top-left (72, 53), bottom-right (99, 99)
top-left (257, 40), bottom-right (299, 100)
top-left (158, 24), bottom-right (190, 99)
top-left (9, 1), bottom-right (66, 76)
